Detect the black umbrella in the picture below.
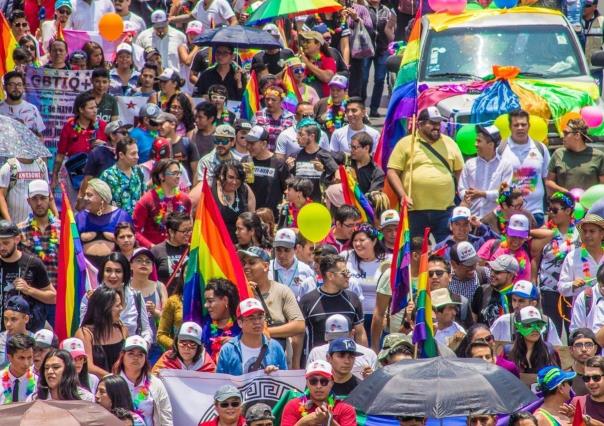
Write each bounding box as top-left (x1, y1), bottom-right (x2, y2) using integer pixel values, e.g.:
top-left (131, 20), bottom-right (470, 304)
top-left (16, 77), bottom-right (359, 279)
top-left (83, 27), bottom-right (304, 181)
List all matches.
top-left (347, 357), bottom-right (537, 418)
top-left (193, 25), bottom-right (282, 49)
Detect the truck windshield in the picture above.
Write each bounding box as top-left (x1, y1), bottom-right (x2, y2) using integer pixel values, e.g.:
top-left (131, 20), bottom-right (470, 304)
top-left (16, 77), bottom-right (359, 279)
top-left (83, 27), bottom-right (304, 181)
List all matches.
top-left (420, 25), bottom-right (584, 81)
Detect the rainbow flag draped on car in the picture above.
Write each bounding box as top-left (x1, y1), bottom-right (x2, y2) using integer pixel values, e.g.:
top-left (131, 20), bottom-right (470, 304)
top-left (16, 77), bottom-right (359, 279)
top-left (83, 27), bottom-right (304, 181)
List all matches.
top-left (412, 228), bottom-right (437, 358)
top-left (183, 177), bottom-right (253, 324)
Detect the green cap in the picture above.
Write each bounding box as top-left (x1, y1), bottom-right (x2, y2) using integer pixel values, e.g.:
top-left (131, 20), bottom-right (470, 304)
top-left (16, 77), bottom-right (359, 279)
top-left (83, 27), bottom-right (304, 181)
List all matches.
top-left (377, 333), bottom-right (414, 363)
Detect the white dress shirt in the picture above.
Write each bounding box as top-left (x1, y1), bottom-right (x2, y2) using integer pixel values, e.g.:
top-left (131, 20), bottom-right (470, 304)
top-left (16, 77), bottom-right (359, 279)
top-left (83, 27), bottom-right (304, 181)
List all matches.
top-left (136, 27), bottom-right (187, 71)
top-left (0, 366), bottom-right (37, 404)
top-left (570, 284), bottom-right (604, 333)
top-left (558, 247), bottom-right (604, 297)
top-left (69, 0), bottom-right (115, 31)
top-left (458, 152), bottom-right (513, 218)
top-left (268, 258), bottom-right (316, 302)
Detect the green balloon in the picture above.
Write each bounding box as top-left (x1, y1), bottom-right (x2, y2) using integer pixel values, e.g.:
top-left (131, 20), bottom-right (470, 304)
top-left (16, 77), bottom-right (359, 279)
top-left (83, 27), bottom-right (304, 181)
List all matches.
top-left (574, 203), bottom-right (586, 221)
top-left (580, 184), bottom-right (604, 209)
top-left (488, 1), bottom-right (499, 8)
top-left (455, 125), bottom-right (478, 155)
top-left (465, 2), bottom-right (483, 9)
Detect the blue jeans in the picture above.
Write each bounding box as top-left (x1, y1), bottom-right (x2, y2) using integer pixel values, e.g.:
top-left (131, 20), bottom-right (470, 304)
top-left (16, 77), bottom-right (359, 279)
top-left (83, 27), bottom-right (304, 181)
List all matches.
top-left (362, 52), bottom-right (389, 111)
top-left (408, 207), bottom-right (454, 243)
top-left (534, 213), bottom-right (545, 228)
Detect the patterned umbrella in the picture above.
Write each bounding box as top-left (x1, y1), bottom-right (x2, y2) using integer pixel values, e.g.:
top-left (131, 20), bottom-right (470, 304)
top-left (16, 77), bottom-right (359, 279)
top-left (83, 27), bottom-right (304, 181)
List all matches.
top-left (246, 0), bottom-right (343, 26)
top-left (0, 115), bottom-right (51, 159)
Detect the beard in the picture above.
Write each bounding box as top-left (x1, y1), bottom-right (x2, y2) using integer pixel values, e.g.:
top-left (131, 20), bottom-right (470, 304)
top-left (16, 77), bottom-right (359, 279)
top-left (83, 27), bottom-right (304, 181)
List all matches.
top-left (7, 92), bottom-right (22, 101)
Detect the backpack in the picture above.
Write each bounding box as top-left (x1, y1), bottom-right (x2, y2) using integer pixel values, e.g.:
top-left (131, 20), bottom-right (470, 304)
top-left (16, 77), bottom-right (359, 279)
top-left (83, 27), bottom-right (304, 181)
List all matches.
top-left (6, 158), bottom-right (47, 194)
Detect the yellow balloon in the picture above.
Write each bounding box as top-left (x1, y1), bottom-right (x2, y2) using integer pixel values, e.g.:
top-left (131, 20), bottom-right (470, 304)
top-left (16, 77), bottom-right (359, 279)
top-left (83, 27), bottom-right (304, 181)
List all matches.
top-left (529, 115), bottom-right (548, 142)
top-left (297, 203), bottom-right (332, 243)
top-left (494, 114), bottom-right (511, 139)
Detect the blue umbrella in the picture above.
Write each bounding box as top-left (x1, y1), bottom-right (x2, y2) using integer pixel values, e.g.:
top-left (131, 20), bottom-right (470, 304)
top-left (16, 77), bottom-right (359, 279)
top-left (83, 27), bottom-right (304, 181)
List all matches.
top-left (193, 25), bottom-right (282, 49)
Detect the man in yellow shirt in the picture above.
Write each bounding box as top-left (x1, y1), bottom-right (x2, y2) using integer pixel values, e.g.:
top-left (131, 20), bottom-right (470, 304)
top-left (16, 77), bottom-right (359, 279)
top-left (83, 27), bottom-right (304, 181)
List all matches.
top-left (386, 107), bottom-right (464, 242)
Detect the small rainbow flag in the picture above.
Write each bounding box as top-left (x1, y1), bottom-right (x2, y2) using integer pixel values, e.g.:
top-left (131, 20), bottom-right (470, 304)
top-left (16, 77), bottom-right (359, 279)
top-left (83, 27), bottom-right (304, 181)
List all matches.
top-left (183, 177), bottom-right (253, 324)
top-left (240, 70), bottom-right (260, 121)
top-left (412, 227), bottom-right (437, 358)
top-left (0, 12), bottom-right (18, 99)
top-left (282, 66), bottom-right (302, 114)
top-left (390, 199), bottom-right (411, 315)
top-left (55, 186), bottom-right (89, 341)
top-left (339, 165), bottom-right (375, 224)
top-left (238, 48), bottom-right (260, 70)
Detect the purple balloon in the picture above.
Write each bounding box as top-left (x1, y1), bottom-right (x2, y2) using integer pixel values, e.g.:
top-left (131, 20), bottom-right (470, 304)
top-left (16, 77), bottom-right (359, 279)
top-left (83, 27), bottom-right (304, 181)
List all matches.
top-left (570, 187), bottom-right (585, 201)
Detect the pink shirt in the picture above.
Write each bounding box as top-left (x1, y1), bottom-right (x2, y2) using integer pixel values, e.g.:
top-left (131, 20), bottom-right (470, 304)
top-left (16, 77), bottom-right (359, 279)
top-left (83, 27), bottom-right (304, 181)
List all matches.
top-left (477, 239), bottom-right (531, 283)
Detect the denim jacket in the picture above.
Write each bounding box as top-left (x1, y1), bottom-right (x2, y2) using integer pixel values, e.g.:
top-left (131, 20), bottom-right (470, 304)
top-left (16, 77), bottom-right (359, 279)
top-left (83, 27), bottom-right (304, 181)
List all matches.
top-left (216, 335), bottom-right (287, 376)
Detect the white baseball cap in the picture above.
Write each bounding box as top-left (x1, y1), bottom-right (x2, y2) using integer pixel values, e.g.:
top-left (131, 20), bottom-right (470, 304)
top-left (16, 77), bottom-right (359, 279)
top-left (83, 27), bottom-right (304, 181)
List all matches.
top-left (305, 360), bottom-right (333, 379)
top-left (328, 74), bottom-right (348, 89)
top-left (116, 43), bottom-right (133, 54)
top-left (237, 298), bottom-right (265, 318)
top-left (123, 20), bottom-right (138, 35)
top-left (507, 214), bottom-right (530, 238)
top-left (450, 241), bottom-right (478, 267)
top-left (263, 23), bottom-right (280, 37)
top-left (518, 306), bottom-right (543, 323)
top-left (28, 179), bottom-right (50, 198)
top-left (124, 335), bottom-right (148, 353)
top-left (273, 228), bottom-right (296, 249)
top-left (324, 314), bottom-right (351, 341)
top-left (512, 280), bottom-right (539, 300)
top-left (151, 9), bottom-right (168, 27)
top-left (178, 321), bottom-right (202, 345)
top-left (380, 209), bottom-right (400, 228)
top-left (450, 206), bottom-right (471, 223)
top-left (245, 125), bottom-right (269, 142)
top-left (34, 329), bottom-right (55, 348)
top-left (60, 337), bottom-right (86, 359)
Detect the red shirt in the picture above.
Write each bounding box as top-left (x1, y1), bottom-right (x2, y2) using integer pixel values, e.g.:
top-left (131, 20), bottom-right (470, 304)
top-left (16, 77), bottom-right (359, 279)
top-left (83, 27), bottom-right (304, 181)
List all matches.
top-left (199, 416), bottom-right (246, 426)
top-left (304, 54), bottom-right (337, 98)
top-left (24, 0), bottom-right (55, 33)
top-left (281, 396), bottom-right (357, 426)
top-left (58, 117), bottom-right (107, 157)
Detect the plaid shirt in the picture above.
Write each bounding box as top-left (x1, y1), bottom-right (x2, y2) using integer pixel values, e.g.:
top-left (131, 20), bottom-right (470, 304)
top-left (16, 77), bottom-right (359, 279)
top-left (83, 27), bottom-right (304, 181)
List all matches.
top-left (449, 267), bottom-right (490, 301)
top-left (253, 108), bottom-right (295, 151)
top-left (18, 216), bottom-right (59, 288)
top-left (100, 164), bottom-right (146, 215)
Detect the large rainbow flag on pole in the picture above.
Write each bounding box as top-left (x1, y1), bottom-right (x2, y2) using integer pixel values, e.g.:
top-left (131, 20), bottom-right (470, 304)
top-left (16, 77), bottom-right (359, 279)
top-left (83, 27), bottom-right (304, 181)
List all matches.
top-left (56, 187), bottom-right (89, 342)
top-left (241, 70), bottom-right (260, 121)
top-left (390, 199), bottom-right (411, 315)
top-left (183, 177), bottom-right (253, 324)
top-left (0, 12), bottom-right (18, 99)
top-left (412, 227), bottom-right (437, 358)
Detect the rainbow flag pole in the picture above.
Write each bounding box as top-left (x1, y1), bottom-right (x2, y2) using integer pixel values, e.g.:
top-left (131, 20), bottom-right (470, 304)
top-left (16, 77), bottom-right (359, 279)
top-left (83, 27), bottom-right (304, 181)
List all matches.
top-left (55, 185), bottom-right (89, 342)
top-left (183, 176), bottom-right (253, 324)
top-left (390, 199), bottom-right (411, 315)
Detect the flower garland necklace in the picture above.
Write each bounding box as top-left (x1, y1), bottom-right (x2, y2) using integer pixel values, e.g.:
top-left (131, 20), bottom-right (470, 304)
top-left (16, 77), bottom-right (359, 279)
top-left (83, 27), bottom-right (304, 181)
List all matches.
top-left (154, 186), bottom-right (187, 231)
top-left (73, 117), bottom-right (99, 134)
top-left (302, 53), bottom-right (323, 85)
top-left (1, 367), bottom-right (35, 404)
top-left (209, 317), bottom-right (235, 356)
top-left (325, 97), bottom-right (347, 134)
top-left (581, 244), bottom-right (593, 279)
top-left (500, 238), bottom-right (528, 275)
top-left (132, 376), bottom-right (151, 420)
top-left (494, 207), bottom-right (507, 238)
top-left (547, 220), bottom-right (575, 260)
top-left (298, 389), bottom-right (335, 417)
top-left (29, 213), bottom-right (59, 262)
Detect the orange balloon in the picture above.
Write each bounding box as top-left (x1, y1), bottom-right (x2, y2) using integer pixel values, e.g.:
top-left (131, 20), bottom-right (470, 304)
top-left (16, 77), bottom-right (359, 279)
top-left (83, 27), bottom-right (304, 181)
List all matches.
top-left (98, 13), bottom-right (124, 42)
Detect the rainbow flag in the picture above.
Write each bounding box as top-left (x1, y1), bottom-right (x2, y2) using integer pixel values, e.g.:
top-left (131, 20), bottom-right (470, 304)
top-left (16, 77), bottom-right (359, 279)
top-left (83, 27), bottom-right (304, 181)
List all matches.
top-left (339, 165), bottom-right (375, 224)
top-left (238, 48), bottom-right (260, 70)
top-left (241, 70), bottom-right (260, 121)
top-left (56, 22), bottom-right (65, 41)
top-left (374, 6), bottom-right (422, 171)
top-left (0, 12), bottom-right (18, 99)
top-left (183, 177), bottom-right (253, 324)
top-left (412, 227), bottom-right (437, 358)
top-left (282, 66), bottom-right (302, 114)
top-left (390, 199), bottom-right (410, 315)
top-left (55, 187), bottom-right (89, 342)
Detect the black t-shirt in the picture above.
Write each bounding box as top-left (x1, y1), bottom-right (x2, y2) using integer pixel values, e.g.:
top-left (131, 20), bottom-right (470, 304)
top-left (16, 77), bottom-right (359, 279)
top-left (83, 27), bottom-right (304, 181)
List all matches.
top-left (194, 66), bottom-right (246, 101)
top-left (191, 129), bottom-right (216, 158)
top-left (299, 288), bottom-right (363, 352)
top-left (171, 137), bottom-right (200, 181)
top-left (151, 241), bottom-right (188, 285)
top-left (250, 155), bottom-right (290, 216)
top-left (332, 375), bottom-right (360, 398)
top-left (586, 396), bottom-right (604, 422)
top-left (353, 160), bottom-right (384, 194)
top-left (251, 49), bottom-right (295, 75)
top-left (83, 145), bottom-right (116, 178)
top-left (190, 48), bottom-right (209, 76)
top-left (294, 148), bottom-right (338, 202)
top-left (0, 253), bottom-right (50, 331)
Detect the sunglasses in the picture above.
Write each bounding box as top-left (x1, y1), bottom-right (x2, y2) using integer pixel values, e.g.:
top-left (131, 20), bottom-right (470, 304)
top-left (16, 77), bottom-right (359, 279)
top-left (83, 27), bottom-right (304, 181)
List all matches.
top-left (57, 8), bottom-right (71, 14)
top-left (215, 137), bottom-right (231, 145)
top-left (13, 22), bottom-right (28, 27)
top-left (308, 377), bottom-right (330, 386)
top-left (178, 340), bottom-right (198, 349)
top-left (219, 401), bottom-right (241, 408)
top-left (292, 67), bottom-right (305, 74)
top-left (583, 375), bottom-right (603, 383)
top-left (428, 270), bottom-right (446, 277)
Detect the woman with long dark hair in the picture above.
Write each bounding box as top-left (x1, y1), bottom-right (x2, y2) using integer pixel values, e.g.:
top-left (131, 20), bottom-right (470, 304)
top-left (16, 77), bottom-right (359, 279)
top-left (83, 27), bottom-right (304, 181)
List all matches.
top-left (113, 336), bottom-right (173, 426)
top-left (82, 41), bottom-right (107, 70)
top-left (235, 212), bottom-right (271, 250)
top-left (76, 286), bottom-right (127, 378)
top-left (60, 337), bottom-right (99, 393)
top-left (166, 92), bottom-right (195, 137)
top-left (30, 349), bottom-right (94, 401)
top-left (96, 374), bottom-right (145, 425)
top-left (152, 322), bottom-right (215, 374)
top-left (201, 278), bottom-right (241, 362)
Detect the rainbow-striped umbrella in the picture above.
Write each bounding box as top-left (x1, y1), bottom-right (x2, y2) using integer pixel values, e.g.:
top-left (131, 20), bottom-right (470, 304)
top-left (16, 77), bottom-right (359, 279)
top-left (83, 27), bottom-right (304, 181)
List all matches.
top-left (246, 0), bottom-right (343, 26)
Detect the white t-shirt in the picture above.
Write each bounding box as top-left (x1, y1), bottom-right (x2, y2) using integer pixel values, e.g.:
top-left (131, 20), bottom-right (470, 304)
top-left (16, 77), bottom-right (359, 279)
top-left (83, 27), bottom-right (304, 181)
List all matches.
top-left (344, 250), bottom-right (391, 314)
top-left (490, 313), bottom-right (562, 345)
top-left (268, 258), bottom-right (317, 301)
top-left (329, 125), bottom-right (380, 154)
top-left (0, 101), bottom-right (45, 134)
top-left (192, 0), bottom-right (235, 28)
top-left (275, 126), bottom-right (330, 156)
top-left (136, 27), bottom-right (187, 72)
top-left (0, 159), bottom-right (48, 223)
top-left (240, 341), bottom-right (262, 373)
top-left (306, 341), bottom-right (378, 378)
top-left (434, 322), bottom-right (465, 346)
top-left (69, 0), bottom-right (115, 31)
top-left (500, 137), bottom-right (550, 215)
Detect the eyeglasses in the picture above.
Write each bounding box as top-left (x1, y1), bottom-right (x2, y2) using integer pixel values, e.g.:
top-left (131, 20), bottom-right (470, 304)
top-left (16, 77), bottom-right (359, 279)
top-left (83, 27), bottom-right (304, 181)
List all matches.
top-left (178, 340), bottom-right (198, 349)
top-left (573, 342), bottom-right (595, 350)
top-left (308, 377), bottom-right (330, 386)
top-left (165, 170), bottom-right (182, 177)
top-left (583, 375), bottom-right (603, 383)
top-left (215, 137), bottom-right (231, 145)
top-left (176, 228), bottom-right (193, 234)
top-left (218, 400), bottom-right (241, 408)
top-left (13, 22), bottom-right (29, 27)
top-left (428, 270), bottom-right (446, 277)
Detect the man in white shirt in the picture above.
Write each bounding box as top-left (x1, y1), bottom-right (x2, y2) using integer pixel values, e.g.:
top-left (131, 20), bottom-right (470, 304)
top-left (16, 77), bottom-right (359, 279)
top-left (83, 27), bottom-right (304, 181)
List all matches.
top-left (329, 96), bottom-right (380, 154)
top-left (136, 10), bottom-right (186, 72)
top-left (490, 280), bottom-right (561, 345)
top-left (268, 228), bottom-right (316, 301)
top-left (0, 333), bottom-right (37, 404)
top-left (432, 288), bottom-right (466, 347)
top-left (275, 101), bottom-right (330, 160)
top-left (169, 0), bottom-right (237, 29)
top-left (306, 314), bottom-right (376, 378)
top-left (0, 72), bottom-right (45, 136)
top-left (113, 0), bottom-right (145, 34)
top-left (570, 262), bottom-right (604, 333)
top-left (69, 0), bottom-right (114, 31)
top-left (459, 125), bottom-right (513, 218)
top-left (499, 109), bottom-right (550, 227)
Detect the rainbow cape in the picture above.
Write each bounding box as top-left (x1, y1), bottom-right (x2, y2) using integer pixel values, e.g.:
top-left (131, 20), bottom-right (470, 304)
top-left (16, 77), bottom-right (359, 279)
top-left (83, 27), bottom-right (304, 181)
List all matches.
top-left (241, 70), bottom-right (260, 121)
top-left (390, 199), bottom-right (411, 315)
top-left (412, 227), bottom-right (437, 358)
top-left (56, 187), bottom-right (89, 341)
top-left (338, 166), bottom-right (375, 223)
top-left (183, 177), bottom-right (253, 324)
top-left (282, 66), bottom-right (302, 113)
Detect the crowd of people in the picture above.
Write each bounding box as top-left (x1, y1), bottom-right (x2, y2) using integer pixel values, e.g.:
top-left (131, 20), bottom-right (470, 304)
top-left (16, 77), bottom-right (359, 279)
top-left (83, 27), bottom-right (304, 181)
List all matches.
top-left (1, 0), bottom-right (604, 424)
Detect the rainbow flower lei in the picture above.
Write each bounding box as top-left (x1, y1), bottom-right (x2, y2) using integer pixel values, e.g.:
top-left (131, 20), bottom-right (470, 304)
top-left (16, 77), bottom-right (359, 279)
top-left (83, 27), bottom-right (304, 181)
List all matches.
top-left (547, 219), bottom-right (575, 261)
top-left (132, 376), bottom-right (151, 420)
top-left (324, 97), bottom-right (347, 134)
top-left (1, 367), bottom-right (35, 404)
top-left (581, 244), bottom-right (593, 278)
top-left (29, 213), bottom-right (59, 262)
top-left (209, 317), bottom-right (235, 357)
top-left (298, 390), bottom-right (335, 417)
top-left (153, 186), bottom-right (187, 231)
top-left (500, 239), bottom-right (528, 275)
